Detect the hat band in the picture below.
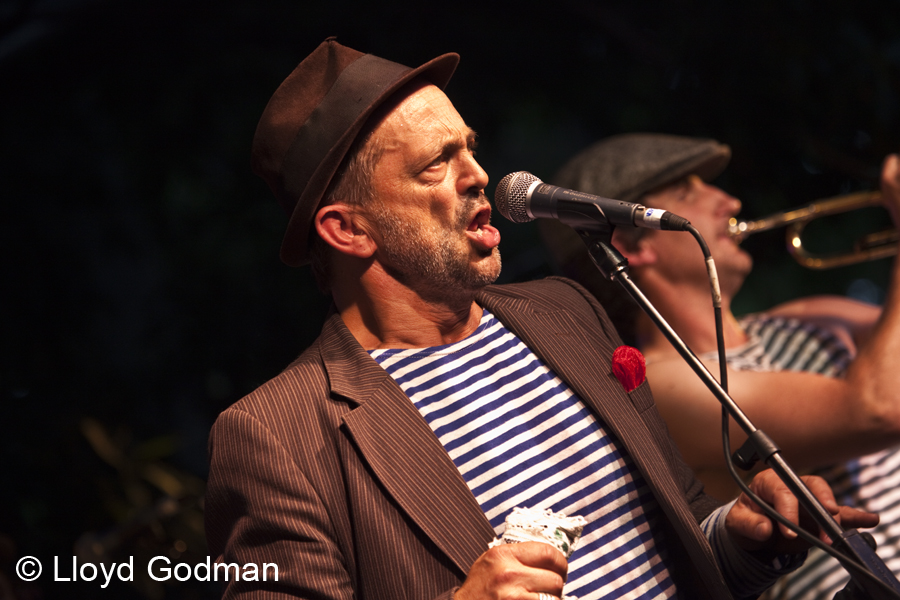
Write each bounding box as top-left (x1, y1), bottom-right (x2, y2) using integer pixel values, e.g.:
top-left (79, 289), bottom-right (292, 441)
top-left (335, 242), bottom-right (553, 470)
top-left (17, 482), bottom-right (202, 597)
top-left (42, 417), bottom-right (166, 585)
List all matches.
top-left (281, 53), bottom-right (411, 203)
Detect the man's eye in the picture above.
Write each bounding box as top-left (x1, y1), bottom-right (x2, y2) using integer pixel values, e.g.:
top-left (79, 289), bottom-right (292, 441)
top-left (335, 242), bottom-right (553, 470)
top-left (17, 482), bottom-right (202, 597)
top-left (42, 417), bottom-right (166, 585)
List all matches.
top-left (427, 157), bottom-right (443, 169)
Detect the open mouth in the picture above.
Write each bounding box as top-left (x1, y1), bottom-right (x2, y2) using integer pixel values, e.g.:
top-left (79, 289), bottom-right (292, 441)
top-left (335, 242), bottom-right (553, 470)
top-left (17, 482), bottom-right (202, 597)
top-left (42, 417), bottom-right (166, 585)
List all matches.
top-left (467, 207), bottom-right (492, 233)
top-left (465, 206), bottom-right (501, 251)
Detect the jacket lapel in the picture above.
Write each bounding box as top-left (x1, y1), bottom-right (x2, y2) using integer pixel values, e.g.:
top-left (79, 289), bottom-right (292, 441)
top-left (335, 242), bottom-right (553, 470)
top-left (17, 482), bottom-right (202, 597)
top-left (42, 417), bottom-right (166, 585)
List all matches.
top-left (320, 313), bottom-right (494, 577)
top-left (479, 286), bottom-right (729, 596)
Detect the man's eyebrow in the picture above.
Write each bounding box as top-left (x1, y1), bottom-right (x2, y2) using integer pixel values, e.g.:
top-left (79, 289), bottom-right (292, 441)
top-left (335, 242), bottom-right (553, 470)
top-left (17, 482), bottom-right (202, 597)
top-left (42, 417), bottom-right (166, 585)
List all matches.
top-left (408, 128), bottom-right (479, 174)
top-left (430, 128), bottom-right (478, 157)
top-left (446, 127), bottom-right (477, 148)
top-left (666, 177), bottom-right (691, 197)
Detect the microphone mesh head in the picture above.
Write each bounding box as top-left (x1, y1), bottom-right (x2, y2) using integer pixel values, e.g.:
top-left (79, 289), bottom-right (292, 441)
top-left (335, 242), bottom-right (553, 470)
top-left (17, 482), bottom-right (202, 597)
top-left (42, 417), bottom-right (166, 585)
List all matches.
top-left (495, 171), bottom-right (541, 223)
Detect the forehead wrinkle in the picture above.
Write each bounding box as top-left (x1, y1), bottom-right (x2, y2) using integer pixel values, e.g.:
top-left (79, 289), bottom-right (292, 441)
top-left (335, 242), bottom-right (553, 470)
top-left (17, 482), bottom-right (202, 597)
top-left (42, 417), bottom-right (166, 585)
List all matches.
top-left (427, 124), bottom-right (475, 155)
top-left (369, 86), bottom-right (476, 175)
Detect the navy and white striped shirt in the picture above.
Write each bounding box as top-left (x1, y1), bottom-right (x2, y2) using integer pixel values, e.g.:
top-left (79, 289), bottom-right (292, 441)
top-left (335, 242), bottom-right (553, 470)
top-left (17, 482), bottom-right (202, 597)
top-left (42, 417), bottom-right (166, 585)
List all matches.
top-left (372, 309), bottom-right (796, 599)
top-left (706, 314), bottom-right (900, 600)
top-left (371, 309), bottom-right (675, 599)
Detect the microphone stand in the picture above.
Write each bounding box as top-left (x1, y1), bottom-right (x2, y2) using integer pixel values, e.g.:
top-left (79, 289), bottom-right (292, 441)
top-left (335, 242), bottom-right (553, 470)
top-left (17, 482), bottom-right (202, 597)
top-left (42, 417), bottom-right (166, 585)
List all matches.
top-left (578, 229), bottom-right (900, 600)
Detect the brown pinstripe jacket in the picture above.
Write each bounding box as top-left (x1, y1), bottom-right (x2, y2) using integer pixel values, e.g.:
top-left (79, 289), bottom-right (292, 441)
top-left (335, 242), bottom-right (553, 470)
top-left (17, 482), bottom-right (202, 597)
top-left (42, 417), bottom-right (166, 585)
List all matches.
top-left (205, 277), bottom-right (735, 600)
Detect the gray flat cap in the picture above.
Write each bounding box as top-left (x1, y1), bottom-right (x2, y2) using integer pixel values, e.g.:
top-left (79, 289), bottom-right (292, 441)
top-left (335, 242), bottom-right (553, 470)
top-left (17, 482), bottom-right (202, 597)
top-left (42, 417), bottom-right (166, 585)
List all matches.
top-left (553, 132), bottom-right (731, 202)
top-left (540, 133), bottom-right (731, 346)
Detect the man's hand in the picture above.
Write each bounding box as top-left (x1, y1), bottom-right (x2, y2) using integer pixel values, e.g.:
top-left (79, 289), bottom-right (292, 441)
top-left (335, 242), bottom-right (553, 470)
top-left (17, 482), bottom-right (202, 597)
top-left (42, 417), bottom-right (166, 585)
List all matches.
top-left (725, 469), bottom-right (879, 555)
top-left (882, 153), bottom-right (900, 226)
top-left (455, 542), bottom-right (568, 600)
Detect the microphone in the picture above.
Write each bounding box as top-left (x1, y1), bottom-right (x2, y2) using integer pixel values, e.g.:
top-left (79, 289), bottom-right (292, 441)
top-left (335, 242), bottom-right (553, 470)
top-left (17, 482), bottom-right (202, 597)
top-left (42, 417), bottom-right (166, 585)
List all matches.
top-left (494, 171), bottom-right (691, 232)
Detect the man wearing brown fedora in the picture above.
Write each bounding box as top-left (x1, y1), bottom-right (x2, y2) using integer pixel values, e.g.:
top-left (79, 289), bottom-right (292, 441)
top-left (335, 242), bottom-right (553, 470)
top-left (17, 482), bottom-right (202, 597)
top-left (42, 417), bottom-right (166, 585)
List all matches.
top-left (540, 133), bottom-right (900, 599)
top-left (203, 41), bottom-right (874, 600)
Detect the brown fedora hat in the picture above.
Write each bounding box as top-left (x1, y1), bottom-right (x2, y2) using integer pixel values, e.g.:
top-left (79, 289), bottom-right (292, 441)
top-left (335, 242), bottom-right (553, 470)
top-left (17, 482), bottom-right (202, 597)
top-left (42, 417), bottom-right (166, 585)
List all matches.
top-left (251, 37), bottom-right (459, 266)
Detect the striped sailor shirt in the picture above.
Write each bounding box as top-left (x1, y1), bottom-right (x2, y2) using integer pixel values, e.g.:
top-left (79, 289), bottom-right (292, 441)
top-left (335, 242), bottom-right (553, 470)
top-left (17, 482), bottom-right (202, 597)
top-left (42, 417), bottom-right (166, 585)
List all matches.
top-left (372, 309), bottom-right (798, 599)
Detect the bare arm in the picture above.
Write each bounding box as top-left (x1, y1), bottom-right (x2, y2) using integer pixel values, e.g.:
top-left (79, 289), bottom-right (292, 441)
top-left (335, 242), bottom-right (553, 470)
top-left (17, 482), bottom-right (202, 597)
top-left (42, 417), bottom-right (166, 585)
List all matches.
top-left (648, 154), bottom-right (900, 475)
top-left (647, 357), bottom-right (890, 472)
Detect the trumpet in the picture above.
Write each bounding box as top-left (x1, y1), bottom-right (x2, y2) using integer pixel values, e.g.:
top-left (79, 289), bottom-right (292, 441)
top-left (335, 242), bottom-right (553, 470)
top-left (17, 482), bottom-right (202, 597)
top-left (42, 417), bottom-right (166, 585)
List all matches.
top-left (728, 190), bottom-right (898, 269)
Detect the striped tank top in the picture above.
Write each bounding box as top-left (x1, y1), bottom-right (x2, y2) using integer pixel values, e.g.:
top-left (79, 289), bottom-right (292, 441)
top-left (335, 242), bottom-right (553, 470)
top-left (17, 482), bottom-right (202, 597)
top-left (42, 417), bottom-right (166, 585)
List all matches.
top-left (705, 314), bottom-right (900, 600)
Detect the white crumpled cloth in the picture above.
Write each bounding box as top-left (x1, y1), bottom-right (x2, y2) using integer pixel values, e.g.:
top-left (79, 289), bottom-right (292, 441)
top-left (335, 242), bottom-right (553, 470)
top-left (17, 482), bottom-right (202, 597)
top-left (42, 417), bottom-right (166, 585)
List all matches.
top-left (488, 507), bottom-right (588, 600)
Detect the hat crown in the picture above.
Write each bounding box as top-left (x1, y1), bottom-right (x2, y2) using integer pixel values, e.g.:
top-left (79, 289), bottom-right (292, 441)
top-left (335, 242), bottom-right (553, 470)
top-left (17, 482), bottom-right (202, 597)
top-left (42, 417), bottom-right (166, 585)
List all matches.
top-left (251, 38), bottom-right (365, 214)
top-left (553, 133), bottom-right (731, 203)
top-left (250, 38), bottom-right (458, 266)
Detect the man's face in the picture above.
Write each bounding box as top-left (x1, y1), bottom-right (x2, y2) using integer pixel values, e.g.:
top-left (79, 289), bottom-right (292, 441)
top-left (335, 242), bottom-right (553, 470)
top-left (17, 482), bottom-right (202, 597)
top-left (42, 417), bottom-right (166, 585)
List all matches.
top-left (641, 175), bottom-right (752, 290)
top-left (362, 83), bottom-right (501, 299)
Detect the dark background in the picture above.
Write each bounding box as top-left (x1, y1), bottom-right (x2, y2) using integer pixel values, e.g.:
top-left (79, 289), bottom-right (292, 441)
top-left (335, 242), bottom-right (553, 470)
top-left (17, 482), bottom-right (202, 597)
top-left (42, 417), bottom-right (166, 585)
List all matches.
top-left (3, 1), bottom-right (899, 598)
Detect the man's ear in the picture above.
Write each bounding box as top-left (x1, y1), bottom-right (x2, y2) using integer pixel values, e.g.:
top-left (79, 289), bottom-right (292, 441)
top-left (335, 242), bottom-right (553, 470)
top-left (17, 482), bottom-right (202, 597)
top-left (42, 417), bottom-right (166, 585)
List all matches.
top-left (611, 228), bottom-right (657, 267)
top-left (314, 204), bottom-right (377, 258)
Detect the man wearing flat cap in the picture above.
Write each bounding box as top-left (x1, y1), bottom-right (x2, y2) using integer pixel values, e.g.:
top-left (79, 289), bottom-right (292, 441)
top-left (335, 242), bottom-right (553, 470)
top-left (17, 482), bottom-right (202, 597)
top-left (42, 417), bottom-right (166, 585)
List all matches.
top-left (541, 133), bottom-right (900, 599)
top-left (204, 41), bottom-right (874, 600)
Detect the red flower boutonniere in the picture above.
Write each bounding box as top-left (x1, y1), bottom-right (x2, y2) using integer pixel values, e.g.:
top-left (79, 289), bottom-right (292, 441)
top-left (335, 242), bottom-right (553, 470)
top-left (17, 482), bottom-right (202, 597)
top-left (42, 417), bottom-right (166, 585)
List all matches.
top-left (612, 345), bottom-right (646, 392)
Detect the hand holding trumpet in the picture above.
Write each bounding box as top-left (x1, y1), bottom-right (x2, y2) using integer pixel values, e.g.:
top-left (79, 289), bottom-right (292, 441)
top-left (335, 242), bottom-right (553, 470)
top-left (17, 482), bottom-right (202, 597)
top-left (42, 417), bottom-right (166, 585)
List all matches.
top-left (728, 152), bottom-right (900, 269)
top-left (882, 153), bottom-right (900, 226)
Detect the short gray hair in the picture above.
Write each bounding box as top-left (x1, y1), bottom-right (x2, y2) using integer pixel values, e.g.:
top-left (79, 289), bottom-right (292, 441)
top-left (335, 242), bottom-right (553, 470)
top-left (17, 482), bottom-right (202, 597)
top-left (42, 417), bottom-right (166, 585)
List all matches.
top-left (308, 130), bottom-right (385, 292)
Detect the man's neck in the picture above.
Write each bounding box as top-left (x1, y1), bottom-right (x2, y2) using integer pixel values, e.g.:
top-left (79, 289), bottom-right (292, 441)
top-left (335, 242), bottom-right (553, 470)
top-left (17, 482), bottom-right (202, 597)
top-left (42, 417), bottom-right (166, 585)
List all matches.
top-left (636, 275), bottom-right (747, 358)
top-left (334, 270), bottom-right (484, 351)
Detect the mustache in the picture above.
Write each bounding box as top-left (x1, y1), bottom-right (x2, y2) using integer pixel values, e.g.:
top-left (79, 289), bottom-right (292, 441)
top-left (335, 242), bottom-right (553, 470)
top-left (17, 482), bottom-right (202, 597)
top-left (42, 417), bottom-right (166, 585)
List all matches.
top-left (458, 191), bottom-right (490, 222)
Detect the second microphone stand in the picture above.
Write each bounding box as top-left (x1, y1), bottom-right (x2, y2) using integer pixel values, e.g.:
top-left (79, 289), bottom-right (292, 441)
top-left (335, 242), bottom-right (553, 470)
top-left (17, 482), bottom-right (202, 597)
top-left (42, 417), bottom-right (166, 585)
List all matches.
top-left (578, 228), bottom-right (900, 600)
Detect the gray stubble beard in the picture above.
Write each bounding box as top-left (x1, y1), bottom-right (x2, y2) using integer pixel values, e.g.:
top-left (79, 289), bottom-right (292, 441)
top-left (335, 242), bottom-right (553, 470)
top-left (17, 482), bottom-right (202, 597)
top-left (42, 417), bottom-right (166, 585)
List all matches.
top-left (369, 195), bottom-right (502, 304)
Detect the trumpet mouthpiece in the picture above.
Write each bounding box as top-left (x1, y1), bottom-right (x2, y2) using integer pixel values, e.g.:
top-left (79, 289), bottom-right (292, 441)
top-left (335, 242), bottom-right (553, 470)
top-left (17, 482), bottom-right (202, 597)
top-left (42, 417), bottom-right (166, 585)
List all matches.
top-left (728, 217), bottom-right (749, 243)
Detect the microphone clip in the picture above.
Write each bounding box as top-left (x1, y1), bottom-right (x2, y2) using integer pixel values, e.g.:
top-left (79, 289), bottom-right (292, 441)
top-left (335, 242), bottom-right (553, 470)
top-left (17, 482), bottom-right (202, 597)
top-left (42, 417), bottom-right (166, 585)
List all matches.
top-left (578, 229), bottom-right (629, 282)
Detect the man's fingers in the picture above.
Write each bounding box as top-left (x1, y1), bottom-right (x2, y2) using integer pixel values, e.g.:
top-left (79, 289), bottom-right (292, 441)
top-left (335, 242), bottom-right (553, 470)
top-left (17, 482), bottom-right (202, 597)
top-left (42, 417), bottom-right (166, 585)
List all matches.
top-left (836, 506), bottom-right (880, 530)
top-left (502, 542), bottom-right (569, 577)
top-left (456, 543), bottom-right (568, 600)
top-left (729, 470), bottom-right (881, 557)
top-left (883, 153), bottom-right (900, 184)
top-left (881, 154), bottom-right (900, 224)
top-left (802, 476), bottom-right (838, 510)
top-left (747, 470), bottom-right (805, 539)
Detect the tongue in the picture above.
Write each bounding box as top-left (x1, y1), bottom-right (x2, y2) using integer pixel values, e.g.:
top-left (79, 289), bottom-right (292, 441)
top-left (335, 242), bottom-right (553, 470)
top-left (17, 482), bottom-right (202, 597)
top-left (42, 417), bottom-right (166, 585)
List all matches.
top-left (467, 223), bottom-right (501, 251)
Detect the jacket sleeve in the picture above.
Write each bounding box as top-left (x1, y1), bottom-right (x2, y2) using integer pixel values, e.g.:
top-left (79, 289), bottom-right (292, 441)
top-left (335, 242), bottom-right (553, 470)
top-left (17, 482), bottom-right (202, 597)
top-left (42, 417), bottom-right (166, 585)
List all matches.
top-left (205, 405), bottom-right (463, 600)
top-left (205, 406), bottom-right (356, 599)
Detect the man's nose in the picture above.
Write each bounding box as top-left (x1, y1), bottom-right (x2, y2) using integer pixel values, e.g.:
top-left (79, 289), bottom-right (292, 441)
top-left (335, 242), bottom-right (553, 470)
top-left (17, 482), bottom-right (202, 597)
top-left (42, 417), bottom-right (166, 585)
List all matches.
top-left (459, 152), bottom-right (489, 195)
top-left (697, 178), bottom-right (741, 215)
top-left (725, 193), bottom-right (742, 216)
